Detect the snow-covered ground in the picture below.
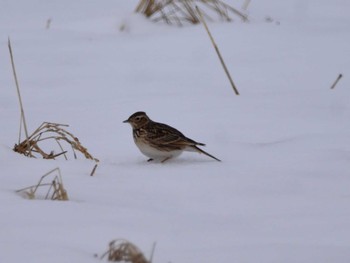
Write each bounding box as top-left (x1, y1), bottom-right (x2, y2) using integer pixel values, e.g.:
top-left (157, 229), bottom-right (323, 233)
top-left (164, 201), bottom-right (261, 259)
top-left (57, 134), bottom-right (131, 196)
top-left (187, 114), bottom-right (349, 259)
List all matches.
top-left (1, 1), bottom-right (350, 262)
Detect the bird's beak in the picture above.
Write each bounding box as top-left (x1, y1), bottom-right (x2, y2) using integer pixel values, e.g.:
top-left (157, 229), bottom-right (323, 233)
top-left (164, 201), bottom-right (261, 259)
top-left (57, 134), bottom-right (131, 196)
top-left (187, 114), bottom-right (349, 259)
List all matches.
top-left (123, 119), bottom-right (129, 123)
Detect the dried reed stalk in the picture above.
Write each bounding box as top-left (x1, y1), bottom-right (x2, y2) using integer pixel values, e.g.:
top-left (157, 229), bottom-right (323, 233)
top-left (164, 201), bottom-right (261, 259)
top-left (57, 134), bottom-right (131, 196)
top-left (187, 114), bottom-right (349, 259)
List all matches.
top-left (196, 6), bottom-right (240, 95)
top-left (135, 0), bottom-right (247, 26)
top-left (100, 239), bottom-right (150, 263)
top-left (16, 167), bottom-right (69, 201)
top-left (8, 38), bottom-right (30, 142)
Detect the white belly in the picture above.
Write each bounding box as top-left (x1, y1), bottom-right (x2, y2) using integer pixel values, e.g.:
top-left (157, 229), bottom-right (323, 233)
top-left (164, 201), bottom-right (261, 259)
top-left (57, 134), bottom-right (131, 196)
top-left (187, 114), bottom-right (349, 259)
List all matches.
top-left (136, 141), bottom-right (183, 160)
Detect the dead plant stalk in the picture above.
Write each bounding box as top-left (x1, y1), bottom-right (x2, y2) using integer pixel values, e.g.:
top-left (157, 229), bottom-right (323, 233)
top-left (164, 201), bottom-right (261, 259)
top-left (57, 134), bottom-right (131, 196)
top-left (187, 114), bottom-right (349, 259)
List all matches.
top-left (196, 6), bottom-right (240, 95)
top-left (8, 38), bottom-right (30, 142)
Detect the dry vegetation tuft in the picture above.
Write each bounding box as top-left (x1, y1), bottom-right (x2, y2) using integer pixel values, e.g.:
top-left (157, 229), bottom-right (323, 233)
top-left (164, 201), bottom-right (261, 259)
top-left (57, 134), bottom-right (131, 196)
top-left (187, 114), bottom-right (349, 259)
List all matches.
top-left (14, 121), bottom-right (99, 162)
top-left (135, 0), bottom-right (248, 26)
top-left (8, 38), bottom-right (99, 175)
top-left (16, 167), bottom-right (69, 201)
top-left (100, 239), bottom-right (151, 263)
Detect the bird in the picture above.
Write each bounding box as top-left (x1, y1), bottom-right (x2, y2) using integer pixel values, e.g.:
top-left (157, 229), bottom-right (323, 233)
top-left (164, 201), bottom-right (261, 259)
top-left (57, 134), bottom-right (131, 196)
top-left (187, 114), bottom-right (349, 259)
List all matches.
top-left (123, 111), bottom-right (221, 162)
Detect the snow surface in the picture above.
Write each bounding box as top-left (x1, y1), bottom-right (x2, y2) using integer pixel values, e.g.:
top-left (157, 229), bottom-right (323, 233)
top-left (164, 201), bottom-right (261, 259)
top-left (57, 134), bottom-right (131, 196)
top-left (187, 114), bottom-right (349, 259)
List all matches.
top-left (1, 0), bottom-right (350, 262)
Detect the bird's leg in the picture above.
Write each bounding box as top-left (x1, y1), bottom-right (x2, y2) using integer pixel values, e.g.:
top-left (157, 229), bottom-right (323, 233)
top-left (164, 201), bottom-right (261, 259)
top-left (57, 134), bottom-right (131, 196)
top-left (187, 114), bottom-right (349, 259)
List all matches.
top-left (161, 157), bottom-right (171, 163)
top-left (147, 158), bottom-right (154, 162)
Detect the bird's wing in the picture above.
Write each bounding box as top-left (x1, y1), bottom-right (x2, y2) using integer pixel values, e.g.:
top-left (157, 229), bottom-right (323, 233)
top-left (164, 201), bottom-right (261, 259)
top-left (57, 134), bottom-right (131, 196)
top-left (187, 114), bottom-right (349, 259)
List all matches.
top-left (146, 122), bottom-right (199, 147)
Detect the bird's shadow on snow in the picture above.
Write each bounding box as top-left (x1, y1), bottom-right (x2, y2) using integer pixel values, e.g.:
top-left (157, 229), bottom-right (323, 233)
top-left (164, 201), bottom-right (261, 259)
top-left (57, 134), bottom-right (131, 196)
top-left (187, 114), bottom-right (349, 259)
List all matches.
top-left (114, 156), bottom-right (222, 167)
top-left (148, 157), bottom-right (220, 165)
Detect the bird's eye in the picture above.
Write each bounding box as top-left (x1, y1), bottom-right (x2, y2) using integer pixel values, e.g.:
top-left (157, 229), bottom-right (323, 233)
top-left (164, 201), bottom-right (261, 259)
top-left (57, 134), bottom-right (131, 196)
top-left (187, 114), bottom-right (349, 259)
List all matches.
top-left (135, 117), bottom-right (141, 121)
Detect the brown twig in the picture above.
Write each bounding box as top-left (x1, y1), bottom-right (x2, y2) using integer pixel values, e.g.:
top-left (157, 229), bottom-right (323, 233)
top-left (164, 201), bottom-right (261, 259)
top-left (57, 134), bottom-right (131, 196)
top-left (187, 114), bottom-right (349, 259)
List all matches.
top-left (196, 6), bottom-right (240, 95)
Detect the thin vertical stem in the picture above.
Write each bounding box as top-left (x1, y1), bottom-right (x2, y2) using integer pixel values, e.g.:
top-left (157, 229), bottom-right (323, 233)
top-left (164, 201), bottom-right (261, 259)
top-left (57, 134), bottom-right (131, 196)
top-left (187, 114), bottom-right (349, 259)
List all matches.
top-left (196, 6), bottom-right (240, 95)
top-left (8, 38), bottom-right (30, 140)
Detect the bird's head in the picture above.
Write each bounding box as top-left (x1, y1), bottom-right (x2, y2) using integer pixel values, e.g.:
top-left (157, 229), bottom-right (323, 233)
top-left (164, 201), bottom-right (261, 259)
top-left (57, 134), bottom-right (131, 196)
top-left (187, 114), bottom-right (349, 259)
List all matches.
top-left (123, 111), bottom-right (150, 129)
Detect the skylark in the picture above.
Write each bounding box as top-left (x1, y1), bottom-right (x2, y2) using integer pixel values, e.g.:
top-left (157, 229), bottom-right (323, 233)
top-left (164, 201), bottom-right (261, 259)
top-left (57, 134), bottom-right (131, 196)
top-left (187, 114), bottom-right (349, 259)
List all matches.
top-left (123, 111), bottom-right (221, 162)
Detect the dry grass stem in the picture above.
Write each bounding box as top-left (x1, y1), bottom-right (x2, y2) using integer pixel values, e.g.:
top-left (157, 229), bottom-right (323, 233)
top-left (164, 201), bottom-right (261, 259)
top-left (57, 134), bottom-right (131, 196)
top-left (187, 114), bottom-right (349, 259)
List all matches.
top-left (100, 239), bottom-right (150, 263)
top-left (330, 73), bottom-right (343, 89)
top-left (135, 0), bottom-right (248, 26)
top-left (13, 122), bottom-right (99, 164)
top-left (8, 38), bottom-right (30, 141)
top-left (16, 167), bottom-right (69, 201)
top-left (196, 6), bottom-right (240, 95)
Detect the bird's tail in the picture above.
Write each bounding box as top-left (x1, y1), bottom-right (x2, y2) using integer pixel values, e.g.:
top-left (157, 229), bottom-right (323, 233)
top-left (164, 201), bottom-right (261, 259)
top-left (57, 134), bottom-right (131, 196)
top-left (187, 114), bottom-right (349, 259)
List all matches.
top-left (192, 145), bottom-right (221, 162)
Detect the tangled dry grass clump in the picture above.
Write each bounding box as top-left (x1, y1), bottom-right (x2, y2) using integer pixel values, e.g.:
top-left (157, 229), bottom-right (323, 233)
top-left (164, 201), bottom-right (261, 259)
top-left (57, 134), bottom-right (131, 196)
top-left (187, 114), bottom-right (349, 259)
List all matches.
top-left (135, 0), bottom-right (248, 26)
top-left (13, 121), bottom-right (99, 162)
top-left (100, 239), bottom-right (152, 263)
top-left (16, 167), bottom-right (68, 201)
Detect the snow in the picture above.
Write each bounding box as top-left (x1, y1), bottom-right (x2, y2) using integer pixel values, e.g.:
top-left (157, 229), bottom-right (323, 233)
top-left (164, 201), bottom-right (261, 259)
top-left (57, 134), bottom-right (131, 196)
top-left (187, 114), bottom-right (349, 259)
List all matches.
top-left (1, 0), bottom-right (350, 262)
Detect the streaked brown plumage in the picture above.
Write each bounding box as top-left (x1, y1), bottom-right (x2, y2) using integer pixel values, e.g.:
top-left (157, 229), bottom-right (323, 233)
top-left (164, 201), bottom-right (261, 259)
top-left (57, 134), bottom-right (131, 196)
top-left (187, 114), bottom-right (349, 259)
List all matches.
top-left (123, 111), bottom-right (221, 162)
